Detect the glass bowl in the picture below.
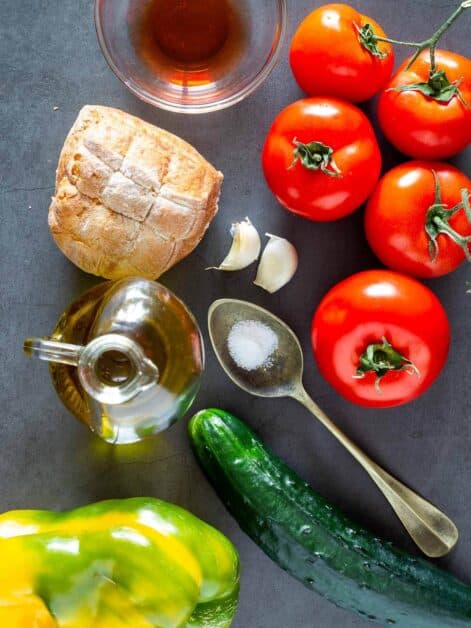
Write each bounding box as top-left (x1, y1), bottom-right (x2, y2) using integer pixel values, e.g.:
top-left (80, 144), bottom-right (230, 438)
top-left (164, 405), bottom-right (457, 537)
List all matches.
top-left (95, 0), bottom-right (287, 114)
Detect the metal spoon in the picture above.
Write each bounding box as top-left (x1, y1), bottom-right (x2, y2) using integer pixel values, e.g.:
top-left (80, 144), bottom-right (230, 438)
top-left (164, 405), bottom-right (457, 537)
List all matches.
top-left (208, 298), bottom-right (458, 558)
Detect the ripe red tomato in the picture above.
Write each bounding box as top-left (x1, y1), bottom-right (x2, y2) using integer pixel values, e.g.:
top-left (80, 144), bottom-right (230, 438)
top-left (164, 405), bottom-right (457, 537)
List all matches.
top-left (378, 50), bottom-right (471, 159)
top-left (262, 98), bottom-right (381, 221)
top-left (290, 3), bottom-right (394, 102)
top-left (311, 270), bottom-right (450, 408)
top-left (365, 162), bottom-right (471, 278)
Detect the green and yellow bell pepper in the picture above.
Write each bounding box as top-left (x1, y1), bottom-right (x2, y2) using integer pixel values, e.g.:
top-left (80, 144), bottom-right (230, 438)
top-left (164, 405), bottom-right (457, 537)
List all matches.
top-left (0, 498), bottom-right (240, 628)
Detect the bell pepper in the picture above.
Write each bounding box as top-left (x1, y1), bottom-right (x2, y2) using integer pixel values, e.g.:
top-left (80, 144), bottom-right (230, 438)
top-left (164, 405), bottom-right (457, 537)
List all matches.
top-left (0, 498), bottom-right (240, 627)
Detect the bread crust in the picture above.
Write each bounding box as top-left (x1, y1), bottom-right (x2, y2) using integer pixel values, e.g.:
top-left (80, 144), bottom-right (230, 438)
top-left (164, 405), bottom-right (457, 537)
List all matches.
top-left (49, 105), bottom-right (223, 279)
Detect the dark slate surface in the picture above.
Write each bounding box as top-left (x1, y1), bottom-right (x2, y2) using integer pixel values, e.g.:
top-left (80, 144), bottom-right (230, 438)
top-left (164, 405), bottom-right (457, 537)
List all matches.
top-left (1, 1), bottom-right (470, 626)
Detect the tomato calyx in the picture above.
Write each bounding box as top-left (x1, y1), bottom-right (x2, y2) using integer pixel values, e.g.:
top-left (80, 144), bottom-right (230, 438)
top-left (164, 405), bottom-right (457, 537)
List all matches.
top-left (289, 138), bottom-right (341, 177)
top-left (425, 170), bottom-right (471, 262)
top-left (373, 1), bottom-right (471, 96)
top-left (392, 70), bottom-right (470, 106)
top-left (353, 337), bottom-right (420, 393)
top-left (355, 23), bottom-right (388, 59)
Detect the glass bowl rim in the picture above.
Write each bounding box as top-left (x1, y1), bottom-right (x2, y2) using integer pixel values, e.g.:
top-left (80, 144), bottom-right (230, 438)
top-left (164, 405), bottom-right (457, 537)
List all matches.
top-left (94, 0), bottom-right (287, 114)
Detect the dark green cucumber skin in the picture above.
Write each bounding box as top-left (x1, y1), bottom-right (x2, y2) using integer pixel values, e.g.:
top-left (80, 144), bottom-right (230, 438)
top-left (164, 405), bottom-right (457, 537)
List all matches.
top-left (189, 409), bottom-right (471, 627)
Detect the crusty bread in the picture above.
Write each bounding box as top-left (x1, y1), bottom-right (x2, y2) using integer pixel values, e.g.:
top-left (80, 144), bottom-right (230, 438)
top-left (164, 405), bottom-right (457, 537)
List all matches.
top-left (49, 105), bottom-right (223, 279)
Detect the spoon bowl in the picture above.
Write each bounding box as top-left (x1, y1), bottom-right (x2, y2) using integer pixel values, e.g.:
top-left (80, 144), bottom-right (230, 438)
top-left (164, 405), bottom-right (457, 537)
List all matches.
top-left (208, 299), bottom-right (303, 397)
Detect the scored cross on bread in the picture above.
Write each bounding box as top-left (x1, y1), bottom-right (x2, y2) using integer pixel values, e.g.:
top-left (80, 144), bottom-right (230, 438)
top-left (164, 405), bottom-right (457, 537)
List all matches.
top-left (49, 105), bottom-right (223, 279)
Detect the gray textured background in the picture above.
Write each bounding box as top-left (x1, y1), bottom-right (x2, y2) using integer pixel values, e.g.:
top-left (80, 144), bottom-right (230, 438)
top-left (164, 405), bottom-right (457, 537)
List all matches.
top-left (1, 1), bottom-right (470, 626)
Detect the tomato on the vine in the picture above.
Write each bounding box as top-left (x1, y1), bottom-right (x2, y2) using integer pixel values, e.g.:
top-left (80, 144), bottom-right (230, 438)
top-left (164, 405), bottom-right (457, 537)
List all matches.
top-left (290, 3), bottom-right (394, 102)
top-left (365, 162), bottom-right (471, 278)
top-left (262, 98), bottom-right (381, 222)
top-left (378, 49), bottom-right (471, 159)
top-left (311, 270), bottom-right (450, 408)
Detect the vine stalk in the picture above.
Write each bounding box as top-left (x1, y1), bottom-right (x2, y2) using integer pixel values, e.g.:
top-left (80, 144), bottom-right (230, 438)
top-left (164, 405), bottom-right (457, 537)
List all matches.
top-left (374, 1), bottom-right (471, 71)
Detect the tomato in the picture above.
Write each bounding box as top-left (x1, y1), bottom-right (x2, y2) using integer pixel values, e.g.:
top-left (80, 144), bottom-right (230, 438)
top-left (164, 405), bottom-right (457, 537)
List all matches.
top-left (378, 49), bottom-right (471, 159)
top-left (262, 98), bottom-right (381, 221)
top-left (365, 162), bottom-right (471, 278)
top-left (311, 270), bottom-right (450, 408)
top-left (290, 3), bottom-right (394, 102)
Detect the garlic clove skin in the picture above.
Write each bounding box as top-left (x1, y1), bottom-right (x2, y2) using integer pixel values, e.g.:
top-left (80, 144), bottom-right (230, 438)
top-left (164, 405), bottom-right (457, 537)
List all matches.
top-left (254, 234), bottom-right (298, 293)
top-left (209, 217), bottom-right (261, 271)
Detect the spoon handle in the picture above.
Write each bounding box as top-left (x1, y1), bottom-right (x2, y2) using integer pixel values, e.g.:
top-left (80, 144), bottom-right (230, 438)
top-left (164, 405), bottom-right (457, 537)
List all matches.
top-left (292, 386), bottom-right (458, 558)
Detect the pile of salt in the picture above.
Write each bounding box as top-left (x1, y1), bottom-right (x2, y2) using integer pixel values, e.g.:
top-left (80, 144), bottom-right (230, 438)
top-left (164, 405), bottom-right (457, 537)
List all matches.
top-left (227, 320), bottom-right (278, 371)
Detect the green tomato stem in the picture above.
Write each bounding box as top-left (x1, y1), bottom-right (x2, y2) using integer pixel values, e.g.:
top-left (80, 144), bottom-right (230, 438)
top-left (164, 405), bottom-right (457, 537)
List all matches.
top-left (356, 23), bottom-right (389, 58)
top-left (289, 138), bottom-right (341, 177)
top-left (373, 35), bottom-right (419, 47)
top-left (462, 188), bottom-right (471, 223)
top-left (390, 70), bottom-right (470, 106)
top-left (353, 337), bottom-right (420, 394)
top-left (373, 1), bottom-right (471, 72)
top-left (425, 171), bottom-right (471, 263)
top-left (431, 217), bottom-right (471, 262)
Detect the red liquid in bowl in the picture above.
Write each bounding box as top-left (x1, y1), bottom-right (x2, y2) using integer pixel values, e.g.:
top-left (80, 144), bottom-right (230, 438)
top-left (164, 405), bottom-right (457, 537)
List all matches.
top-left (134, 0), bottom-right (245, 87)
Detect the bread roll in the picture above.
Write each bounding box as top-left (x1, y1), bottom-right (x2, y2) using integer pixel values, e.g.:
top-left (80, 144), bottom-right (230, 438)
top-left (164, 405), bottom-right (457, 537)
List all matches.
top-left (49, 105), bottom-right (223, 279)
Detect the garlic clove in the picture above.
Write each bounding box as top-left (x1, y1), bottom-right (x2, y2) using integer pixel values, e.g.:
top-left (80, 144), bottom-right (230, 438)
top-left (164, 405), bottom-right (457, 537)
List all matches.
top-left (208, 217), bottom-right (261, 271)
top-left (254, 234), bottom-right (298, 293)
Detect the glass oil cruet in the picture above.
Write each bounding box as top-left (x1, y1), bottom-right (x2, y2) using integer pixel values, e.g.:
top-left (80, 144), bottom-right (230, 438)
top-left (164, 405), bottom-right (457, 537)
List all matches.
top-left (24, 278), bottom-right (204, 444)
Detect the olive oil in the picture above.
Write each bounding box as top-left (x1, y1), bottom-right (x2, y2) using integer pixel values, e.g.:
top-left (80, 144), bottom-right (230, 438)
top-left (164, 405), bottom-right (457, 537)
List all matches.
top-left (25, 279), bottom-right (204, 444)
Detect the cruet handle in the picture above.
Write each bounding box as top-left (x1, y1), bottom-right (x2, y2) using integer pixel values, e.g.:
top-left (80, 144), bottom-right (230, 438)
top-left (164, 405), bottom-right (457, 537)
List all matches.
top-left (24, 338), bottom-right (83, 366)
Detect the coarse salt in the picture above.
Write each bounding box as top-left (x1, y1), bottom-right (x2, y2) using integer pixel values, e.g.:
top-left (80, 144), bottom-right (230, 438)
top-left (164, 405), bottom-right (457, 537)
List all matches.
top-left (227, 320), bottom-right (278, 371)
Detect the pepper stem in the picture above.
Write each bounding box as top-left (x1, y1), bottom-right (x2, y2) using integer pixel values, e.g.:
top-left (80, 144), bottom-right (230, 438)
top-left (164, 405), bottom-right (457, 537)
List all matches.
top-left (289, 138), bottom-right (341, 177)
top-left (353, 337), bottom-right (420, 393)
top-left (425, 171), bottom-right (471, 263)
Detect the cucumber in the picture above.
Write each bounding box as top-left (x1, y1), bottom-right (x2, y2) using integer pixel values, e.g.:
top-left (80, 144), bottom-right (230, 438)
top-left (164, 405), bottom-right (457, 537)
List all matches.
top-left (189, 408), bottom-right (471, 627)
